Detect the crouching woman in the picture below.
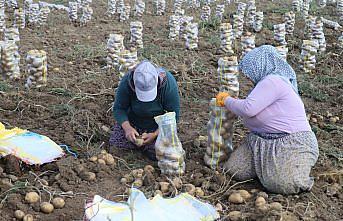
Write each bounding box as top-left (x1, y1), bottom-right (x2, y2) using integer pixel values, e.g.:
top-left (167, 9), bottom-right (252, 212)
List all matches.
top-left (110, 60), bottom-right (180, 160)
top-left (216, 45), bottom-right (319, 194)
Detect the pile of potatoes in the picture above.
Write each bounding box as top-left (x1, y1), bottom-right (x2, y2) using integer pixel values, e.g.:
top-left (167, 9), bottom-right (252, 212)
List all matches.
top-left (89, 150), bottom-right (116, 166)
top-left (226, 189), bottom-right (283, 220)
top-left (14, 192), bottom-right (66, 220)
top-left (155, 179), bottom-right (205, 197)
top-left (120, 165), bottom-right (156, 188)
top-left (308, 112), bottom-right (340, 124)
top-left (120, 165), bottom-right (206, 198)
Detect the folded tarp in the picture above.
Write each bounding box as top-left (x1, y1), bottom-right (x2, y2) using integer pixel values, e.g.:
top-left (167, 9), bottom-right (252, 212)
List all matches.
top-left (84, 188), bottom-right (220, 221)
top-left (0, 122), bottom-right (64, 165)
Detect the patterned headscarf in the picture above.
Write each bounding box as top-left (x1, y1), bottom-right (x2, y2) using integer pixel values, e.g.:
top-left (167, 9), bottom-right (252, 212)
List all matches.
top-left (239, 45), bottom-right (298, 94)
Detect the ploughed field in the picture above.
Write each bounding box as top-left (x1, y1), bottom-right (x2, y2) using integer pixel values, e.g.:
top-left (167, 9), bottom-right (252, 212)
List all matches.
top-left (0, 0), bottom-right (342, 220)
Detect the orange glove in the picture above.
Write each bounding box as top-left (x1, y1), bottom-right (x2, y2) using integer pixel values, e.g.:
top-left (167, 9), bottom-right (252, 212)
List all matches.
top-left (216, 92), bottom-right (230, 107)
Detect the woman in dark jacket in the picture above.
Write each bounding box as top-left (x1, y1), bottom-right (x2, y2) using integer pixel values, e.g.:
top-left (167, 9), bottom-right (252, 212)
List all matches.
top-left (110, 60), bottom-right (180, 160)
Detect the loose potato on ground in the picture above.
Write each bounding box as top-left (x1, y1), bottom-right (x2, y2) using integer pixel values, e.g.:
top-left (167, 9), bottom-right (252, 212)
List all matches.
top-left (40, 202), bottom-right (54, 214)
top-left (269, 202), bottom-right (282, 211)
top-left (238, 190), bottom-right (251, 200)
top-left (14, 210), bottom-right (25, 220)
top-left (144, 165), bottom-right (155, 173)
top-left (23, 214), bottom-right (34, 221)
top-left (195, 187), bottom-right (204, 197)
top-left (184, 184), bottom-right (196, 195)
top-left (80, 172), bottom-right (96, 181)
top-left (228, 192), bottom-right (244, 204)
top-left (52, 197), bottom-right (65, 209)
top-left (159, 182), bottom-right (170, 193)
top-left (25, 192), bottom-right (40, 204)
top-left (255, 196), bottom-right (266, 207)
top-left (228, 211), bottom-right (242, 221)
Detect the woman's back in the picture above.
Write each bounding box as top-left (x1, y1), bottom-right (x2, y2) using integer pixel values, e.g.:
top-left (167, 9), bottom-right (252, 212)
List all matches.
top-left (226, 75), bottom-right (311, 134)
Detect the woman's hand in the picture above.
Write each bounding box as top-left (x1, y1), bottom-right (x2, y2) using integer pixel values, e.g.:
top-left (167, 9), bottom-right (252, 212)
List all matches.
top-left (142, 130), bottom-right (158, 145)
top-left (122, 121), bottom-right (139, 143)
top-left (216, 92), bottom-right (230, 107)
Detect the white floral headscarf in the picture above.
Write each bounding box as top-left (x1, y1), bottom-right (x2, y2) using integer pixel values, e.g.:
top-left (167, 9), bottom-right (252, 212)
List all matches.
top-left (239, 45), bottom-right (298, 94)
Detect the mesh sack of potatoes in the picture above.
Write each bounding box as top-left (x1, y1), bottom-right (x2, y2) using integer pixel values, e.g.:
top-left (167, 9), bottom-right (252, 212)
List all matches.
top-left (204, 98), bottom-right (230, 169)
top-left (154, 112), bottom-right (185, 175)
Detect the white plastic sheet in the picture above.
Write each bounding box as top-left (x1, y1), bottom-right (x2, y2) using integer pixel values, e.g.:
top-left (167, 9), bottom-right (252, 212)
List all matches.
top-left (84, 188), bottom-right (220, 221)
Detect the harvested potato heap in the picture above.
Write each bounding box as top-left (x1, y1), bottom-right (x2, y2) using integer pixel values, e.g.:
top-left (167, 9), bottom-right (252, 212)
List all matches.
top-left (118, 49), bottom-right (138, 79)
top-left (318, 0), bottom-right (327, 7)
top-left (338, 0), bottom-right (343, 21)
top-left (275, 45), bottom-right (288, 60)
top-left (119, 5), bottom-right (130, 22)
top-left (25, 50), bottom-right (48, 88)
top-left (0, 0), bottom-right (3, 9)
top-left (6, 0), bottom-right (17, 10)
top-left (253, 11), bottom-right (263, 32)
top-left (68, 1), bottom-right (78, 24)
top-left (205, 56), bottom-right (239, 169)
top-left (21, 192), bottom-right (66, 217)
top-left (284, 11), bottom-right (295, 36)
top-left (237, 1), bottom-right (246, 14)
top-left (130, 21), bottom-right (143, 48)
top-left (179, 16), bottom-right (193, 40)
top-left (157, 0), bottom-right (166, 15)
top-left (304, 15), bottom-right (314, 36)
top-left (235, 6), bottom-right (246, 31)
top-left (273, 23), bottom-right (287, 46)
top-left (106, 33), bottom-right (124, 68)
top-left (303, 0), bottom-right (310, 17)
top-left (116, 0), bottom-right (124, 14)
top-left (219, 23), bottom-right (234, 54)
top-left (173, 0), bottom-right (182, 13)
top-left (0, 9), bottom-right (4, 32)
top-left (4, 27), bottom-right (20, 43)
top-left (233, 14), bottom-right (244, 39)
top-left (38, 6), bottom-right (51, 26)
top-left (169, 15), bottom-right (180, 40)
top-left (187, 0), bottom-right (197, 9)
top-left (215, 4), bottom-right (225, 21)
top-left (174, 7), bottom-right (184, 16)
top-left (107, 0), bottom-right (116, 16)
top-left (246, 1), bottom-right (256, 29)
top-left (89, 150), bottom-right (116, 166)
top-left (321, 17), bottom-right (342, 30)
top-left (301, 39), bottom-right (318, 73)
top-left (310, 17), bottom-right (326, 53)
top-left (339, 32), bottom-right (343, 48)
top-left (241, 32), bottom-right (255, 57)
top-left (80, 5), bottom-right (93, 25)
top-left (24, 0), bottom-right (32, 16)
top-left (200, 5), bottom-right (211, 22)
top-left (28, 3), bottom-right (40, 26)
top-left (154, 112), bottom-right (185, 175)
top-left (292, 0), bottom-right (302, 12)
top-left (134, 0), bottom-right (145, 17)
top-left (0, 40), bottom-right (21, 79)
top-left (14, 8), bottom-right (25, 29)
top-left (185, 22), bottom-right (198, 50)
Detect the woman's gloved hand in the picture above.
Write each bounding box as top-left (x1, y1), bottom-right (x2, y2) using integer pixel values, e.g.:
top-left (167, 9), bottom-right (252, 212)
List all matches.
top-left (216, 92), bottom-right (230, 107)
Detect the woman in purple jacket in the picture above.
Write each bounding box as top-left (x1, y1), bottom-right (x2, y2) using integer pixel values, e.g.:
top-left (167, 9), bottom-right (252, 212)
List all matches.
top-left (216, 45), bottom-right (319, 194)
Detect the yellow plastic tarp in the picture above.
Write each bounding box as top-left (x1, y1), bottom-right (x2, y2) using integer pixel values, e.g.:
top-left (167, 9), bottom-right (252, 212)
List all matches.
top-left (0, 122), bottom-right (64, 165)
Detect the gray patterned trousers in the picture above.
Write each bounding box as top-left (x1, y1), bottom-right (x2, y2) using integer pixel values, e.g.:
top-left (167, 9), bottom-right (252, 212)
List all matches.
top-left (224, 131), bottom-right (319, 194)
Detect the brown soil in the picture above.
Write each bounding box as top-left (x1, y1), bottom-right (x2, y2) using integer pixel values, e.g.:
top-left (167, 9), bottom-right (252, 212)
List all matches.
top-left (0, 0), bottom-right (342, 221)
